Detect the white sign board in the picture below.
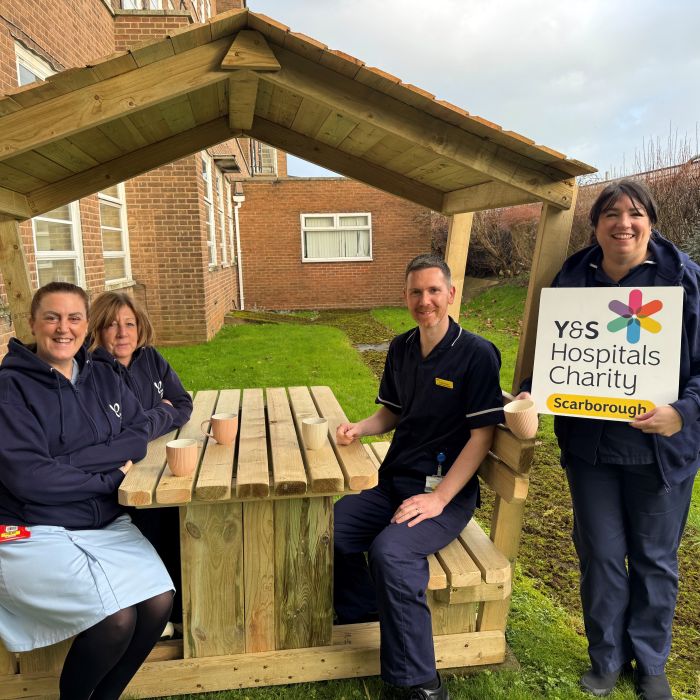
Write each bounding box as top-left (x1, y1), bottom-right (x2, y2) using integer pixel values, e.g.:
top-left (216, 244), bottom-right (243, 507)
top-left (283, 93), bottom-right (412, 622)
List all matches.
top-left (532, 287), bottom-right (683, 421)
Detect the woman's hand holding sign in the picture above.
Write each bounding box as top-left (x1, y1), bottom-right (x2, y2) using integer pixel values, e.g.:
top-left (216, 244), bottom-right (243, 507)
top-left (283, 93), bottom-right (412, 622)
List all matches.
top-left (630, 405), bottom-right (683, 436)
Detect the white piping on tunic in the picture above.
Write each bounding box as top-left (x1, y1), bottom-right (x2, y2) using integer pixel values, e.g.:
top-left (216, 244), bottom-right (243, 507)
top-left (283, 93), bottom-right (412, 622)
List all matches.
top-left (450, 327), bottom-right (463, 346)
top-left (377, 396), bottom-right (402, 409)
top-left (466, 406), bottom-right (503, 418)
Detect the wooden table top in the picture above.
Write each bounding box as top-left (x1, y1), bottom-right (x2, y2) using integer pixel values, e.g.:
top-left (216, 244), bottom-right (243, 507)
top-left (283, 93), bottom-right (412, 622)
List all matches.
top-left (118, 386), bottom-right (378, 508)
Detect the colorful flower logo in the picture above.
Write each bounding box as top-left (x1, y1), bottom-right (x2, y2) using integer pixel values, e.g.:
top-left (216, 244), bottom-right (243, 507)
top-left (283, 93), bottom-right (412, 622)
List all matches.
top-left (607, 289), bottom-right (662, 344)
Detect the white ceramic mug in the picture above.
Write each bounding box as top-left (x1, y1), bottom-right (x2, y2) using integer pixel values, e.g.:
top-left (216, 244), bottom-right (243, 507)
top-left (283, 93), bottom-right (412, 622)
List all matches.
top-left (166, 438), bottom-right (198, 476)
top-left (201, 412), bottom-right (238, 445)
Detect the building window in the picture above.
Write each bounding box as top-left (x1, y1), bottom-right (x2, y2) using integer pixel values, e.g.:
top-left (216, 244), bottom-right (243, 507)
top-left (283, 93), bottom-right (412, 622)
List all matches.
top-left (251, 141), bottom-right (278, 176)
top-left (216, 172), bottom-right (228, 265)
top-left (98, 184), bottom-right (131, 284)
top-left (16, 44), bottom-right (86, 287)
top-left (301, 213), bottom-right (372, 262)
top-left (202, 153), bottom-right (216, 266)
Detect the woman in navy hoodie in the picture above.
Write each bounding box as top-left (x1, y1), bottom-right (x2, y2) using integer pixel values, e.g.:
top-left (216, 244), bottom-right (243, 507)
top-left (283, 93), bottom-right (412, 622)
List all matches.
top-left (519, 180), bottom-right (699, 700)
top-left (88, 291), bottom-right (192, 632)
top-left (0, 282), bottom-right (173, 700)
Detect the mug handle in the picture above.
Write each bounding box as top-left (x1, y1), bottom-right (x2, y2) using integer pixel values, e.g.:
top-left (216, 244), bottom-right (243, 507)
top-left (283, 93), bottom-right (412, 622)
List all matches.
top-left (201, 419), bottom-right (215, 439)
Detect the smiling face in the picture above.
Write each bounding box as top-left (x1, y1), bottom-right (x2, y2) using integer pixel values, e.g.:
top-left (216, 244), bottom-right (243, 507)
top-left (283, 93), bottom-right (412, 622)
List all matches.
top-left (100, 304), bottom-right (139, 367)
top-left (30, 292), bottom-right (88, 375)
top-left (594, 193), bottom-right (653, 270)
top-left (404, 266), bottom-right (455, 333)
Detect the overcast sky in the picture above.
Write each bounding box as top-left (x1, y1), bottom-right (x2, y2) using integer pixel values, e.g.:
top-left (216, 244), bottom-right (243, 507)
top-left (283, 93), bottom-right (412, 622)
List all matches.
top-left (248, 0), bottom-right (700, 179)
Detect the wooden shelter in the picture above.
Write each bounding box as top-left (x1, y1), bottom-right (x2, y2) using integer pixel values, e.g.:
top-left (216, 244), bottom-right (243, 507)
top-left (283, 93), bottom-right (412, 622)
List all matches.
top-left (0, 7), bottom-right (595, 698)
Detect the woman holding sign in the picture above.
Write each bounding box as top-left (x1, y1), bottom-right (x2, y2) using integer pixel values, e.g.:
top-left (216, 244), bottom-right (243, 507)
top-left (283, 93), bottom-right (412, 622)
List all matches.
top-left (519, 180), bottom-right (699, 700)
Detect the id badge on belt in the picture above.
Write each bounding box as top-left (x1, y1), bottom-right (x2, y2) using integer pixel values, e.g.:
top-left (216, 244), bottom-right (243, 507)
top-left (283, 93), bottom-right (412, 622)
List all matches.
top-left (0, 525), bottom-right (31, 542)
top-left (424, 452), bottom-right (446, 493)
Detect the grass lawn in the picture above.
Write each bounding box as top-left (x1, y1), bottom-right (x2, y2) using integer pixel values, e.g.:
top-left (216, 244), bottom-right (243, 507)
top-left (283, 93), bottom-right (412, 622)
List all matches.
top-left (155, 284), bottom-right (698, 699)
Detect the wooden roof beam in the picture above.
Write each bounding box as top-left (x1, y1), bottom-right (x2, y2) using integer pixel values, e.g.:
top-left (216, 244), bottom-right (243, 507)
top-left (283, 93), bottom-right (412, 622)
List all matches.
top-left (0, 186), bottom-right (32, 220)
top-left (228, 71), bottom-right (259, 131)
top-left (443, 182), bottom-right (541, 215)
top-left (27, 116), bottom-right (238, 218)
top-left (221, 30), bottom-right (281, 71)
top-left (0, 38), bottom-right (233, 162)
top-left (262, 46), bottom-right (576, 210)
top-left (247, 116), bottom-right (444, 211)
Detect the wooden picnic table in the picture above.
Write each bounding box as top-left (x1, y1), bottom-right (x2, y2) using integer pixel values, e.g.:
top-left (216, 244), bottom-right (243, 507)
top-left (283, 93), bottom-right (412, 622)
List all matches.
top-left (118, 385), bottom-right (378, 659)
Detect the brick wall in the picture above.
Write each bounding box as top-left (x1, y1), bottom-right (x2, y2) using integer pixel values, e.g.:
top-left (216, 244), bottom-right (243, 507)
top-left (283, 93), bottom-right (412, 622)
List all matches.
top-left (238, 179), bottom-right (432, 310)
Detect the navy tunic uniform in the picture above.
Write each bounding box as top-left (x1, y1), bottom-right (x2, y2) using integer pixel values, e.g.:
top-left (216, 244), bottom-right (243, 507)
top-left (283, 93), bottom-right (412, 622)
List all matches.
top-left (556, 251), bottom-right (696, 676)
top-left (334, 318), bottom-right (504, 687)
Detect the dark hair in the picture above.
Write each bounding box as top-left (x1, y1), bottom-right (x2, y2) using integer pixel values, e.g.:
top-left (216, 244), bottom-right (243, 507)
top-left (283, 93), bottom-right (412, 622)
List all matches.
top-left (30, 282), bottom-right (89, 320)
top-left (405, 253), bottom-right (452, 286)
top-left (88, 291), bottom-right (154, 352)
top-left (589, 178), bottom-right (658, 228)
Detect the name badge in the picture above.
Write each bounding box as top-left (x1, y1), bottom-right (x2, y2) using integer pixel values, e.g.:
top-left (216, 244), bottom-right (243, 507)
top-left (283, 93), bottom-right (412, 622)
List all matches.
top-left (0, 525), bottom-right (31, 543)
top-left (435, 378), bottom-right (453, 389)
top-left (425, 475), bottom-right (444, 493)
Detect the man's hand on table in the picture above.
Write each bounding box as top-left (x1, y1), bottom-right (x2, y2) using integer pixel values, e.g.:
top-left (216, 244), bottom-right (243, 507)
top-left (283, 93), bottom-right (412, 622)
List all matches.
top-left (336, 422), bottom-right (361, 445)
top-left (391, 491), bottom-right (447, 528)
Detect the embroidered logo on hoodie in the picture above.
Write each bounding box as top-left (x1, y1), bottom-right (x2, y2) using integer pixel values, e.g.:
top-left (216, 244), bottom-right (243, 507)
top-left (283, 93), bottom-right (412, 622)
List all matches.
top-left (109, 402), bottom-right (122, 419)
top-left (153, 380), bottom-right (164, 398)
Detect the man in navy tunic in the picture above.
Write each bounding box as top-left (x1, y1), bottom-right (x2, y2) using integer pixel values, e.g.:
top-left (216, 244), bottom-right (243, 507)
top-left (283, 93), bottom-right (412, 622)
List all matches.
top-left (334, 253), bottom-right (505, 699)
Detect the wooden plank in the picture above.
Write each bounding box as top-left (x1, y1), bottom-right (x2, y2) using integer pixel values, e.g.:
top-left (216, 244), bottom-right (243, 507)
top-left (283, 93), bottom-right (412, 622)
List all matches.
top-left (0, 37), bottom-right (233, 161)
top-left (208, 7), bottom-right (249, 42)
top-left (492, 424), bottom-right (535, 474)
top-left (0, 217), bottom-right (33, 342)
top-left (477, 498), bottom-right (525, 632)
top-left (266, 387), bottom-right (307, 495)
top-left (428, 591), bottom-right (477, 635)
top-left (0, 162), bottom-right (47, 192)
top-left (158, 94), bottom-right (197, 136)
top-left (5, 630), bottom-right (506, 698)
top-left (338, 121), bottom-right (387, 157)
top-left (228, 71), bottom-right (259, 131)
top-left (459, 520), bottom-right (511, 584)
top-left (156, 391), bottom-right (217, 505)
top-left (310, 386), bottom-right (378, 491)
top-left (18, 638), bottom-right (71, 700)
top-left (243, 500), bottom-right (275, 652)
top-left (0, 642), bottom-right (16, 676)
top-left (34, 139), bottom-right (101, 174)
top-left (27, 116), bottom-right (235, 217)
top-left (168, 22), bottom-right (213, 55)
top-left (0, 187), bottom-right (31, 219)
top-left (363, 443), bottom-right (380, 469)
top-left (265, 84), bottom-right (303, 130)
top-left (288, 386), bottom-right (344, 493)
top-left (119, 429), bottom-right (175, 507)
top-left (427, 553), bottom-right (448, 590)
top-left (4, 151), bottom-right (74, 183)
top-left (289, 97), bottom-right (331, 137)
top-left (443, 181), bottom-right (541, 214)
top-left (434, 578), bottom-right (511, 605)
top-left (434, 538), bottom-right (481, 588)
top-left (477, 454), bottom-right (529, 504)
top-left (263, 45), bottom-right (577, 209)
top-left (315, 111), bottom-right (358, 148)
top-left (236, 388), bottom-right (269, 497)
top-left (129, 35), bottom-right (176, 68)
top-left (195, 389), bottom-right (240, 501)
top-left (369, 441), bottom-right (390, 463)
top-left (222, 30), bottom-right (281, 71)
top-left (249, 116), bottom-right (443, 210)
top-left (180, 502), bottom-right (245, 658)
top-left (444, 212), bottom-right (473, 323)
top-left (513, 190), bottom-right (579, 393)
top-left (274, 497), bottom-right (333, 650)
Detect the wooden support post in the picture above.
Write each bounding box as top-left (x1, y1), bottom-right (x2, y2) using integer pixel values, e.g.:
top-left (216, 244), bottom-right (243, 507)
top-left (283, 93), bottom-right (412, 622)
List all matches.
top-left (0, 641), bottom-right (16, 676)
top-left (444, 212), bottom-right (473, 323)
top-left (512, 186), bottom-right (579, 393)
top-left (0, 216), bottom-right (33, 342)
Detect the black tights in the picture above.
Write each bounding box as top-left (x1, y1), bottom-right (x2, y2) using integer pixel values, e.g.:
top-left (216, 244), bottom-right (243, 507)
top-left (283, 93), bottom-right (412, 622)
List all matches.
top-left (59, 590), bottom-right (173, 700)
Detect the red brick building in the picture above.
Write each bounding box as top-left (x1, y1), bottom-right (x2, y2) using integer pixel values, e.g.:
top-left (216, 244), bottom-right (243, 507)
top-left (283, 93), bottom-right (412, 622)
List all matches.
top-left (0, 1), bottom-right (432, 355)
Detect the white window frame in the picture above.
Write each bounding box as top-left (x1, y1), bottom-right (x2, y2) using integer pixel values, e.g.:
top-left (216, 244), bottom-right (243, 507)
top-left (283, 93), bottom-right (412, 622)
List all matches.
top-left (16, 43), bottom-right (86, 287)
top-left (216, 171), bottom-right (228, 265)
top-left (202, 153), bottom-right (217, 267)
top-left (300, 212), bottom-right (373, 263)
top-left (225, 180), bottom-right (236, 262)
top-left (98, 184), bottom-right (132, 285)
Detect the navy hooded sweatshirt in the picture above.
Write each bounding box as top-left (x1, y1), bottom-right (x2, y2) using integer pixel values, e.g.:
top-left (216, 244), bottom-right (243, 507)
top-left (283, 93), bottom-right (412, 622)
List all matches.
top-left (0, 339), bottom-right (149, 529)
top-left (92, 345), bottom-right (192, 441)
top-left (547, 231), bottom-right (700, 488)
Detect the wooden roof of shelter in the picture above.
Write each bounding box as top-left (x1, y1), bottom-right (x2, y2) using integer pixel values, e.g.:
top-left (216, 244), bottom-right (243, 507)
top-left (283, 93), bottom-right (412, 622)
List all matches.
top-left (0, 7), bottom-right (595, 222)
